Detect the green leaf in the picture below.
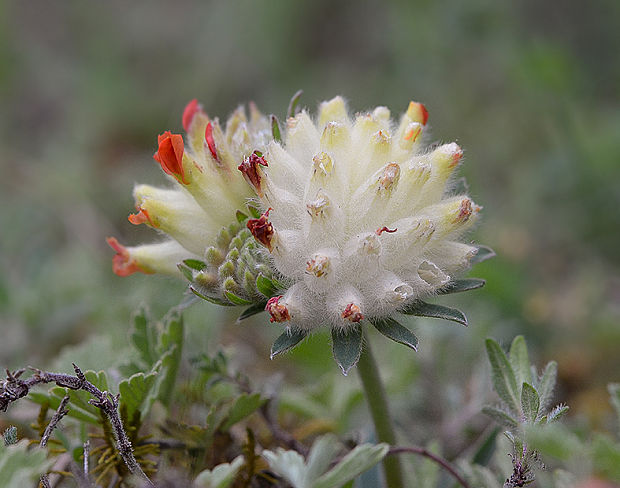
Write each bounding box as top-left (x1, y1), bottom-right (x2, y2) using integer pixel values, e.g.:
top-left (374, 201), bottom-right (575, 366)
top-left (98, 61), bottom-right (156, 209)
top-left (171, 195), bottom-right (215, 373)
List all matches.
top-left (247, 204), bottom-right (261, 218)
top-left (485, 339), bottom-right (520, 414)
top-left (194, 455), bottom-right (245, 488)
top-left (546, 404), bottom-right (569, 424)
top-left (370, 317), bottom-right (418, 351)
top-left (521, 382), bottom-right (540, 423)
top-left (437, 278), bottom-right (486, 295)
top-left (0, 440), bottom-right (55, 484)
top-left (472, 427), bottom-right (500, 466)
top-left (130, 306), bottom-right (157, 368)
top-left (313, 443), bottom-right (389, 488)
top-left (184, 259), bottom-right (207, 271)
top-left (271, 329), bottom-right (308, 359)
top-left (156, 312), bottom-right (184, 406)
top-left (256, 273), bottom-right (278, 297)
top-left (332, 326), bottom-right (363, 376)
top-left (592, 434), bottom-right (620, 482)
top-left (178, 262), bottom-right (195, 282)
top-left (235, 209), bottom-right (248, 223)
top-left (305, 434), bottom-right (342, 484)
top-left (470, 245), bottom-right (496, 264)
top-left (118, 365), bottom-right (160, 421)
top-left (238, 301), bottom-right (267, 321)
top-left (287, 89), bottom-right (303, 119)
top-left (509, 335), bottom-right (532, 395)
top-left (221, 393), bottom-right (267, 431)
top-left (190, 286), bottom-right (234, 306)
top-left (402, 300), bottom-right (468, 326)
top-left (482, 406), bottom-right (518, 429)
top-left (537, 361), bottom-right (558, 411)
top-left (271, 114), bottom-right (282, 142)
top-left (224, 291), bottom-right (252, 306)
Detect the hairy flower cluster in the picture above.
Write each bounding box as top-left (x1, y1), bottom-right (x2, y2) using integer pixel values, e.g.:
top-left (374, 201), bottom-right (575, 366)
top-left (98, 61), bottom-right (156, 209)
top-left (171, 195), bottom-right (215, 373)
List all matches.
top-left (245, 97), bottom-right (481, 330)
top-left (107, 100), bottom-right (271, 279)
top-left (109, 95), bottom-right (484, 336)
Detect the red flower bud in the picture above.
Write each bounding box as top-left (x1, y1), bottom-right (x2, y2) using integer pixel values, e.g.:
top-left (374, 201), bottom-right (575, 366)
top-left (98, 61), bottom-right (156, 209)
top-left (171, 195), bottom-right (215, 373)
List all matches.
top-left (182, 99), bottom-right (202, 131)
top-left (247, 208), bottom-right (275, 252)
top-left (238, 150), bottom-right (268, 197)
top-left (153, 131), bottom-right (187, 184)
top-left (265, 296), bottom-right (291, 323)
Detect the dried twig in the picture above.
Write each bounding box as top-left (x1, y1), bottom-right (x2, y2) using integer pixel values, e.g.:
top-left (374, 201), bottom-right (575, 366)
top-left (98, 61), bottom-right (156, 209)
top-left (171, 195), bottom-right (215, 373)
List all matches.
top-left (0, 364), bottom-right (154, 487)
top-left (389, 445), bottom-right (471, 488)
top-left (40, 395), bottom-right (70, 448)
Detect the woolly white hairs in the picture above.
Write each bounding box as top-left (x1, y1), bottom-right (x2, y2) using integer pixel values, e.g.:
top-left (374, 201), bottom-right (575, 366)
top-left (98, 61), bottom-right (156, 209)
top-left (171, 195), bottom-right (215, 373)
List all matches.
top-left (243, 96), bottom-right (481, 331)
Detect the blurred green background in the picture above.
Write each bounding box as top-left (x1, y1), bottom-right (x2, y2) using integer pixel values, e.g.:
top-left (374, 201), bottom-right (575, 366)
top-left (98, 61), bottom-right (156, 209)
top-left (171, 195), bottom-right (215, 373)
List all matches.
top-left (1, 0), bottom-right (619, 435)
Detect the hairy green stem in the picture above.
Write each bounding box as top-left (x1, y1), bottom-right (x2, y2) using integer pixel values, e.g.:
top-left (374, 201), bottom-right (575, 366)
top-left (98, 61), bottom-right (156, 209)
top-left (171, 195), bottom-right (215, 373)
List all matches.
top-left (357, 335), bottom-right (406, 488)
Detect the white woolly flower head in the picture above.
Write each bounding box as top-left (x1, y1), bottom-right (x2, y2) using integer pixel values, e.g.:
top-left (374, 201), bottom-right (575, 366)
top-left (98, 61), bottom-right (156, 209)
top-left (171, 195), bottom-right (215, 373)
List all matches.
top-left (243, 96), bottom-right (484, 335)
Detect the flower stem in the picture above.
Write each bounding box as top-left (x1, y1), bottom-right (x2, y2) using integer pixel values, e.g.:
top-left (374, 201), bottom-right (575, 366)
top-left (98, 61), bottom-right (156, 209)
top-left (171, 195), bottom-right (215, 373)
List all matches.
top-left (357, 334), bottom-right (406, 488)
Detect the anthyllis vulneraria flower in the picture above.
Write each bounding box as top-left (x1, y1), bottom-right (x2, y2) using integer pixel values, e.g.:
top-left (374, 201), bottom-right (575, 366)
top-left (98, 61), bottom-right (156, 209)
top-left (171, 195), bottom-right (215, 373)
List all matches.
top-left (109, 93), bottom-right (494, 374)
top-left (240, 96), bottom-right (494, 373)
top-left (107, 99), bottom-right (276, 304)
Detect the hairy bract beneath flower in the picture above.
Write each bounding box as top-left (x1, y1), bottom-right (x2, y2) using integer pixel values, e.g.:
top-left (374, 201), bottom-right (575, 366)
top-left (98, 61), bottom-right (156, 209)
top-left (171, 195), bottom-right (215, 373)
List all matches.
top-left (244, 97), bottom-right (482, 330)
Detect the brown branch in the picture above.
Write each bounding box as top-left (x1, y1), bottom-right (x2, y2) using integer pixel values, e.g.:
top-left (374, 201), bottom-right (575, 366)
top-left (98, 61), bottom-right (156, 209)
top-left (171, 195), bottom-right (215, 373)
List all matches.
top-left (388, 446), bottom-right (471, 488)
top-left (40, 395), bottom-right (70, 448)
top-left (1, 364), bottom-right (154, 487)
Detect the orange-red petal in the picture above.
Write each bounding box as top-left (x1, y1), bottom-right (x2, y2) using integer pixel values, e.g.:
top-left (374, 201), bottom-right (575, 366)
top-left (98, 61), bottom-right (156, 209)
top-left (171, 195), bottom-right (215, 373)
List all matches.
top-left (205, 122), bottom-right (219, 162)
top-left (182, 99), bottom-right (200, 131)
top-left (128, 207), bottom-right (155, 226)
top-left (153, 132), bottom-right (187, 184)
top-left (106, 237), bottom-right (150, 277)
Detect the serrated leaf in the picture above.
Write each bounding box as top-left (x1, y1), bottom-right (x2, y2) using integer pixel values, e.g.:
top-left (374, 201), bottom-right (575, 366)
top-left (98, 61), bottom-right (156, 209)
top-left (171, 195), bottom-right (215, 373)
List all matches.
top-left (118, 365), bottom-right (160, 421)
top-left (509, 336), bottom-right (532, 395)
top-left (546, 404), bottom-right (569, 424)
top-left (194, 455), bottom-right (245, 488)
top-left (262, 448), bottom-right (308, 488)
top-left (190, 286), bottom-right (234, 306)
top-left (271, 329), bottom-right (308, 359)
top-left (482, 406), bottom-right (519, 429)
top-left (402, 300), bottom-right (468, 326)
top-left (271, 114), bottom-right (282, 142)
top-left (437, 278), bottom-right (486, 295)
top-left (471, 245), bottom-right (496, 264)
top-left (485, 339), bottom-right (520, 414)
top-left (29, 370), bottom-right (109, 424)
top-left (224, 291), bottom-right (252, 305)
top-left (256, 273), bottom-right (278, 297)
top-left (184, 259), bottom-right (207, 271)
top-left (521, 382), bottom-right (540, 423)
top-left (313, 443), bottom-right (389, 488)
top-left (238, 301), bottom-right (267, 321)
top-left (538, 361), bottom-right (558, 411)
top-left (221, 393), bottom-right (266, 431)
top-left (287, 89), bottom-right (303, 119)
top-left (370, 317), bottom-right (418, 351)
top-left (332, 326), bottom-right (363, 376)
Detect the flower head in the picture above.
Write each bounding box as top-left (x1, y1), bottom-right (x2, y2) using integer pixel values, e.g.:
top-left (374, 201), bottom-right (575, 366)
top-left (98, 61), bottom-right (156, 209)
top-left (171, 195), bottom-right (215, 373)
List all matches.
top-left (243, 96), bottom-right (484, 333)
top-left (108, 100), bottom-right (274, 304)
top-left (110, 94), bottom-right (493, 374)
